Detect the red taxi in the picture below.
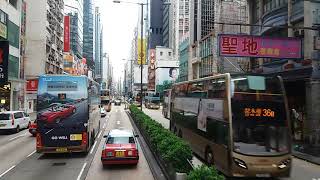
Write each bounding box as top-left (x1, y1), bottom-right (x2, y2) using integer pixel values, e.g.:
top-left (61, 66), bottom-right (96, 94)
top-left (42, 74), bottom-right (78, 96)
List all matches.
top-left (101, 129), bottom-right (139, 165)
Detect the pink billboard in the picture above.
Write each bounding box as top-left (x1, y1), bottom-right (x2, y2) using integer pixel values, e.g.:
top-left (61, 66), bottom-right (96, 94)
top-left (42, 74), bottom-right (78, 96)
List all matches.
top-left (218, 34), bottom-right (302, 59)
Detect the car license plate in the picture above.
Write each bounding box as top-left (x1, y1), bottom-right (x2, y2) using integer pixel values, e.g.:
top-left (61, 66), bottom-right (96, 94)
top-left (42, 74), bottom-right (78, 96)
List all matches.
top-left (115, 151), bottom-right (125, 157)
top-left (0, 124), bottom-right (5, 127)
top-left (70, 134), bottom-right (82, 141)
top-left (256, 174), bottom-right (270, 177)
top-left (56, 148), bottom-right (68, 153)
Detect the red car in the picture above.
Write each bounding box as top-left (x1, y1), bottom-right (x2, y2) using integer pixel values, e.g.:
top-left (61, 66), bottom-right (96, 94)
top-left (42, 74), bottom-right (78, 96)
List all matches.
top-left (101, 129), bottom-right (139, 165)
top-left (29, 120), bottom-right (37, 136)
top-left (39, 104), bottom-right (76, 123)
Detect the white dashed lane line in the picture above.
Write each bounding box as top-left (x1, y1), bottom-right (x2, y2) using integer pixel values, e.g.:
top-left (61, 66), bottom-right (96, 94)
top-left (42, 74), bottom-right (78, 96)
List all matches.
top-left (0, 165), bottom-right (16, 178)
top-left (76, 162), bottom-right (87, 180)
top-left (27, 150), bottom-right (36, 158)
top-left (89, 141), bottom-right (97, 154)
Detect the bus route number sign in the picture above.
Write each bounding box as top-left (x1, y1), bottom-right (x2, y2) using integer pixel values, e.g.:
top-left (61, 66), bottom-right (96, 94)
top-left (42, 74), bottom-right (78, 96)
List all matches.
top-left (244, 108), bottom-right (275, 118)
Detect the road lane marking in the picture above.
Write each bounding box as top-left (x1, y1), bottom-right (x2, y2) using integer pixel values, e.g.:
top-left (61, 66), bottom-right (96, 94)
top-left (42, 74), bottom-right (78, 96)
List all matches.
top-left (89, 141), bottom-right (97, 154)
top-left (97, 131), bottom-right (102, 139)
top-left (0, 165), bottom-right (15, 178)
top-left (8, 134), bottom-right (25, 141)
top-left (76, 162), bottom-right (87, 180)
top-left (27, 150), bottom-right (36, 158)
top-left (103, 123), bottom-right (106, 129)
top-left (116, 121), bottom-right (120, 125)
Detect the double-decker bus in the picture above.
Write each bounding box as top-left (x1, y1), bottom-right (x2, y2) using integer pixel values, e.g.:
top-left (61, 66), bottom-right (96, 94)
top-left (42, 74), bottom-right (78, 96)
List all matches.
top-left (36, 75), bottom-right (101, 153)
top-left (170, 73), bottom-right (291, 177)
top-left (101, 89), bottom-right (111, 112)
top-left (145, 92), bottom-right (160, 109)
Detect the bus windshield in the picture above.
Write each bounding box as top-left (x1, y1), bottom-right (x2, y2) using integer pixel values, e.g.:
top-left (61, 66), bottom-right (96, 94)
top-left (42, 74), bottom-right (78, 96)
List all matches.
top-left (231, 76), bottom-right (290, 156)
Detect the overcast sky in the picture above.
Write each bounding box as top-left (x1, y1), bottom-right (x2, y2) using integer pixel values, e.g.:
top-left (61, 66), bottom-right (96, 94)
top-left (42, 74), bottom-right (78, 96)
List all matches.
top-left (95, 0), bottom-right (140, 83)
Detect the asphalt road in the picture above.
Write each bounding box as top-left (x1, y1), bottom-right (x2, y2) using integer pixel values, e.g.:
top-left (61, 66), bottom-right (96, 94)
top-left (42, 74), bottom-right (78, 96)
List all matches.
top-left (143, 106), bottom-right (320, 180)
top-left (0, 105), bottom-right (154, 180)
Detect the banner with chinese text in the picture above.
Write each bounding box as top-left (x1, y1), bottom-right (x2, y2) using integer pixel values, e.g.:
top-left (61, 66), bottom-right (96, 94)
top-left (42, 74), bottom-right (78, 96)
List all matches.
top-left (137, 37), bottom-right (146, 65)
top-left (218, 34), bottom-right (302, 59)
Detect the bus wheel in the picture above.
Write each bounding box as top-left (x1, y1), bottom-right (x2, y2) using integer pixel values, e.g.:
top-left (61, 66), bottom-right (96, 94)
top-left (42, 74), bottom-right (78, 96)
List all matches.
top-left (205, 148), bottom-right (214, 165)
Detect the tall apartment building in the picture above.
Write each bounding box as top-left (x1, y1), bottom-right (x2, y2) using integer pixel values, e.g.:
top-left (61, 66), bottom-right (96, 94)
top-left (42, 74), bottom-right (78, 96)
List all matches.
top-left (25, 0), bottom-right (64, 76)
top-left (0, 0), bottom-right (26, 111)
top-left (94, 7), bottom-right (103, 83)
top-left (83, 0), bottom-right (95, 73)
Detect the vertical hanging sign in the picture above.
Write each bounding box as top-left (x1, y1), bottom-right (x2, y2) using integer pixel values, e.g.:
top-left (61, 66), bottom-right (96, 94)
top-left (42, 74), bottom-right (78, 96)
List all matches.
top-left (0, 41), bottom-right (9, 84)
top-left (64, 16), bottom-right (70, 52)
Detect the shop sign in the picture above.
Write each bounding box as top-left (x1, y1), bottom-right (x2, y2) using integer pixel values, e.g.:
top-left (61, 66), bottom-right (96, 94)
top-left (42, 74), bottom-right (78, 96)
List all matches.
top-left (0, 41), bottom-right (9, 84)
top-left (26, 79), bottom-right (38, 92)
top-left (64, 16), bottom-right (70, 52)
top-left (218, 34), bottom-right (302, 59)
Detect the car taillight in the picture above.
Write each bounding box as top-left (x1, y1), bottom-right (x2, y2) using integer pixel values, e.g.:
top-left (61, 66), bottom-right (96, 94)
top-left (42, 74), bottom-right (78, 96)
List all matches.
top-left (82, 132), bottom-right (87, 146)
top-left (101, 150), bottom-right (106, 158)
top-left (11, 114), bottom-right (14, 125)
top-left (36, 133), bottom-right (42, 148)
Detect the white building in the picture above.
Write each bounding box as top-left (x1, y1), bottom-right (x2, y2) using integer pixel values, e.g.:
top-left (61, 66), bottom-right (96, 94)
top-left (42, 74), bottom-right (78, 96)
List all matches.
top-left (25, 0), bottom-right (64, 113)
top-left (155, 46), bottom-right (179, 92)
top-left (0, 0), bottom-right (26, 111)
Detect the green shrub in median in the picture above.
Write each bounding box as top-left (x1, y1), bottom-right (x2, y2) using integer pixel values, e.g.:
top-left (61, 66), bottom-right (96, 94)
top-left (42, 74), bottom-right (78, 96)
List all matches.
top-left (129, 105), bottom-right (193, 173)
top-left (187, 165), bottom-right (225, 180)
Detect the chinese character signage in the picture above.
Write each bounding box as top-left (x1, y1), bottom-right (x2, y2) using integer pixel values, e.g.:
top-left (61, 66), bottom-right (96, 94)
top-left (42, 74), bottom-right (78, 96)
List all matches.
top-left (64, 16), bottom-right (70, 52)
top-left (0, 41), bottom-right (9, 84)
top-left (148, 49), bottom-right (156, 91)
top-left (137, 37), bottom-right (146, 65)
top-left (244, 108), bottom-right (275, 118)
top-left (218, 34), bottom-right (302, 59)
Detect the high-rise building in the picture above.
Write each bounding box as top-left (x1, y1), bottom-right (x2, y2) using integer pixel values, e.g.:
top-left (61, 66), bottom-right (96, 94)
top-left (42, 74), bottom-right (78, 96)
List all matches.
top-left (149, 0), bottom-right (163, 49)
top-left (83, 0), bottom-right (95, 73)
top-left (25, 0), bottom-right (64, 76)
top-left (94, 7), bottom-right (103, 82)
top-left (0, 0), bottom-right (27, 111)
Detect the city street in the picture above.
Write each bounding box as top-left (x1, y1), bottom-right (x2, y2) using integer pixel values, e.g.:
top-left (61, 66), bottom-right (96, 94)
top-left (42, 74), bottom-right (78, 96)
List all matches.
top-left (0, 105), bottom-right (154, 180)
top-left (142, 106), bottom-right (320, 180)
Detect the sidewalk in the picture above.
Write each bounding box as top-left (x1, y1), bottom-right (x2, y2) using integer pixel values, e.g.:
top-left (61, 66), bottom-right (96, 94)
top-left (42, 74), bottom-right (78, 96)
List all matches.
top-left (293, 143), bottom-right (320, 165)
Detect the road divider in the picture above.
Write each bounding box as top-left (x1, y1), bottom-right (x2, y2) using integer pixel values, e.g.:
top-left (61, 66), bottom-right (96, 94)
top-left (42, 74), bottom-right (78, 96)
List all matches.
top-left (0, 165), bottom-right (16, 178)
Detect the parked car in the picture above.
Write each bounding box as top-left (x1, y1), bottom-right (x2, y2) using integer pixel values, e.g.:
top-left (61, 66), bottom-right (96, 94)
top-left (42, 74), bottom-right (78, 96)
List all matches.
top-left (100, 107), bottom-right (107, 117)
top-left (101, 129), bottom-right (139, 165)
top-left (29, 119), bottom-right (37, 136)
top-left (0, 111), bottom-right (31, 133)
top-left (114, 100), bottom-right (121, 106)
top-left (39, 104), bottom-right (76, 123)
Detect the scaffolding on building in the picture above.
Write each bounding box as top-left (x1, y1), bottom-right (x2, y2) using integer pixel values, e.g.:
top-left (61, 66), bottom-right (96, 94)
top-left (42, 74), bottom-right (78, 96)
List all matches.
top-left (213, 0), bottom-right (251, 73)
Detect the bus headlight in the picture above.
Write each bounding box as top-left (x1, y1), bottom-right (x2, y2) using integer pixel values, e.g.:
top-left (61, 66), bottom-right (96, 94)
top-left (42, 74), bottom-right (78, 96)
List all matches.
top-left (278, 158), bottom-right (291, 169)
top-left (234, 158), bottom-right (247, 169)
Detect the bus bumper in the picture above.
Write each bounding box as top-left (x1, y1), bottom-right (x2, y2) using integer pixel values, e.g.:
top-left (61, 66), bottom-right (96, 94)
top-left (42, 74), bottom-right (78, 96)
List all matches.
top-left (231, 153), bottom-right (291, 178)
top-left (36, 145), bottom-right (87, 153)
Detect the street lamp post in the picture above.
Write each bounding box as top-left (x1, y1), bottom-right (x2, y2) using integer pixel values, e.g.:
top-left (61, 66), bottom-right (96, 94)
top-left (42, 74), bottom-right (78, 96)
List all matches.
top-left (114, 0), bottom-right (147, 110)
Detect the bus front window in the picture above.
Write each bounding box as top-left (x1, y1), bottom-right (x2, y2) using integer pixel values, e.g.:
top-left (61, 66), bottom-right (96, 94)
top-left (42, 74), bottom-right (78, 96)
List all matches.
top-left (231, 76), bottom-right (290, 156)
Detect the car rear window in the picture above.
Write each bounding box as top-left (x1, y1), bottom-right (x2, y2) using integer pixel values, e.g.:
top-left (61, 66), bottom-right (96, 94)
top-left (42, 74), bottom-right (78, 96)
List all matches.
top-left (0, 114), bottom-right (11, 120)
top-left (106, 136), bottom-right (135, 144)
top-left (14, 112), bottom-right (23, 119)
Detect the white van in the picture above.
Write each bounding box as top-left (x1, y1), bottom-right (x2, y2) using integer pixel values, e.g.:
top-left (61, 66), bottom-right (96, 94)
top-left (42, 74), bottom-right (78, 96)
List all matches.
top-left (0, 111), bottom-right (31, 133)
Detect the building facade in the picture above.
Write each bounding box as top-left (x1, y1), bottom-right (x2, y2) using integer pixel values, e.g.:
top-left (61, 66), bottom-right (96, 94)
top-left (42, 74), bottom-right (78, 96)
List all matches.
top-left (83, 0), bottom-right (95, 73)
top-left (94, 7), bottom-right (103, 83)
top-left (0, 0), bottom-right (26, 112)
top-left (25, 0), bottom-right (64, 113)
top-left (149, 0), bottom-right (163, 49)
top-left (248, 0), bottom-right (320, 148)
